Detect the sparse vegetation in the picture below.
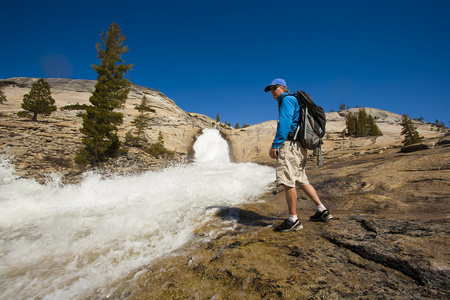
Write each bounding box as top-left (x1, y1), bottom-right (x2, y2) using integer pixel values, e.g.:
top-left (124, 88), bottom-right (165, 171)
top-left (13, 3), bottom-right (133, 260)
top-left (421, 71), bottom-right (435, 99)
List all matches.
top-left (435, 119), bottom-right (447, 132)
top-left (17, 79), bottom-right (56, 121)
top-left (61, 103), bottom-right (89, 111)
top-left (146, 131), bottom-right (174, 157)
top-left (345, 107), bottom-right (383, 137)
top-left (125, 95), bottom-right (155, 147)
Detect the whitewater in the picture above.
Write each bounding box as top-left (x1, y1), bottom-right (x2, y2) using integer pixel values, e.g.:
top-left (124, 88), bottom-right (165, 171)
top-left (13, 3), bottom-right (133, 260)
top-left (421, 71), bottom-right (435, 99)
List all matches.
top-left (0, 128), bottom-right (275, 300)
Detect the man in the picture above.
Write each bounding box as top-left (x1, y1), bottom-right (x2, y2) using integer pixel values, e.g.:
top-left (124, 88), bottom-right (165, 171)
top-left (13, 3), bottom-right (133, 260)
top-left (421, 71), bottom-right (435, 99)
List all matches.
top-left (265, 78), bottom-right (332, 232)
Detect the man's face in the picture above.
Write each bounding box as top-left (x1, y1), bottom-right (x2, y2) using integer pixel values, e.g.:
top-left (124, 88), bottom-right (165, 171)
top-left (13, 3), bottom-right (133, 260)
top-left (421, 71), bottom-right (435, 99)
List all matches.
top-left (270, 85), bottom-right (284, 100)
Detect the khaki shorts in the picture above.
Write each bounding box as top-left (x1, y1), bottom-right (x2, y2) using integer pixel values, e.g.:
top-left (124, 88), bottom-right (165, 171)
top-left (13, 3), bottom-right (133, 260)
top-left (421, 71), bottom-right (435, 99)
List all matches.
top-left (276, 140), bottom-right (309, 188)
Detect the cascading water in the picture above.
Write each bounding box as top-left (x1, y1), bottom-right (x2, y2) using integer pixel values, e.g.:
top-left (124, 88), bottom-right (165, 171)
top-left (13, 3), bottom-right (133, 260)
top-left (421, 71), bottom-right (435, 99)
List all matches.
top-left (0, 128), bottom-right (275, 300)
top-left (193, 128), bottom-right (230, 163)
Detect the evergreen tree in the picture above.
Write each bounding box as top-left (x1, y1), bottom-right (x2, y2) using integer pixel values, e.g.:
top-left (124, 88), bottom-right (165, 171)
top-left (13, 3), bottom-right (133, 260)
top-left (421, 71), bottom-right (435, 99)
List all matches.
top-left (339, 103), bottom-right (346, 111)
top-left (346, 112), bottom-right (356, 136)
top-left (367, 115), bottom-right (383, 136)
top-left (146, 131), bottom-right (174, 157)
top-left (126, 95), bottom-right (155, 147)
top-left (18, 79), bottom-right (56, 121)
top-left (0, 82), bottom-right (7, 104)
top-left (216, 113), bottom-right (220, 123)
top-left (77, 22), bottom-right (133, 165)
top-left (356, 107), bottom-right (368, 137)
top-left (400, 114), bottom-right (424, 146)
top-left (345, 109), bottom-right (383, 137)
top-left (234, 122), bottom-right (240, 129)
top-left (132, 95), bottom-right (154, 138)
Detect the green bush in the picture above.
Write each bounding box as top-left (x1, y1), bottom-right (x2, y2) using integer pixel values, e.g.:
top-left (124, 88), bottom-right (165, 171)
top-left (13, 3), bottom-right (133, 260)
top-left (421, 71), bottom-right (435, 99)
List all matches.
top-left (145, 132), bottom-right (174, 157)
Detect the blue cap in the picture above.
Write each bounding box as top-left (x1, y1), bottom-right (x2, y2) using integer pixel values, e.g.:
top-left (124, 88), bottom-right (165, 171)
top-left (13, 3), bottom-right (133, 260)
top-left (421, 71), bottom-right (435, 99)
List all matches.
top-left (264, 78), bottom-right (287, 92)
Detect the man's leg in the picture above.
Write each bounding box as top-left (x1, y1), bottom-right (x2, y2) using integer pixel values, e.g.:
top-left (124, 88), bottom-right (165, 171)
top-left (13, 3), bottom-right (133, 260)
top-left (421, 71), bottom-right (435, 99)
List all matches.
top-left (273, 185), bottom-right (303, 232)
top-left (284, 184), bottom-right (297, 216)
top-left (300, 184), bottom-right (322, 206)
top-left (301, 184), bottom-right (333, 221)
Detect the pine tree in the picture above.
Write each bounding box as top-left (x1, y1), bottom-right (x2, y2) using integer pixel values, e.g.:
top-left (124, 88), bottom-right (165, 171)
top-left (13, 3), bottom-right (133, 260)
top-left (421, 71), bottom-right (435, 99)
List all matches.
top-left (216, 113), bottom-right (220, 123)
top-left (346, 112), bottom-right (356, 136)
top-left (146, 131), bottom-right (174, 157)
top-left (77, 22), bottom-right (133, 165)
top-left (126, 95), bottom-right (155, 146)
top-left (367, 115), bottom-right (383, 136)
top-left (400, 114), bottom-right (424, 146)
top-left (133, 95), bottom-right (154, 138)
top-left (345, 109), bottom-right (383, 137)
top-left (18, 79), bottom-right (56, 121)
top-left (356, 107), bottom-right (368, 137)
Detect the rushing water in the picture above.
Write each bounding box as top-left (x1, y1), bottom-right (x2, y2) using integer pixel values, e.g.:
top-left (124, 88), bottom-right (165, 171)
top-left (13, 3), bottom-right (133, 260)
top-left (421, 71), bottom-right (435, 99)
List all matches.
top-left (0, 128), bottom-right (275, 300)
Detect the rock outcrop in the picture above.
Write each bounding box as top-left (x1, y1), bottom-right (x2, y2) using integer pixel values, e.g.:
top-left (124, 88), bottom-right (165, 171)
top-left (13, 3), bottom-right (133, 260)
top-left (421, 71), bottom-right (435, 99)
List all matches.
top-left (104, 146), bottom-right (450, 299)
top-left (0, 78), bottom-right (218, 181)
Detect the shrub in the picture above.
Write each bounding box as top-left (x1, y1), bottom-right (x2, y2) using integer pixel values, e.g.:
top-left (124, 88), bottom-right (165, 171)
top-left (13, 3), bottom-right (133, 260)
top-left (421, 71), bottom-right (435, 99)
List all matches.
top-left (61, 103), bottom-right (89, 110)
top-left (145, 132), bottom-right (174, 157)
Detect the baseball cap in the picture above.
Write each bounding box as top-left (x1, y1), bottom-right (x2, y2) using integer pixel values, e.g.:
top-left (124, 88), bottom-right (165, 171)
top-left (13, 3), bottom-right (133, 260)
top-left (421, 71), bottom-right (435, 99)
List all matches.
top-left (264, 78), bottom-right (287, 92)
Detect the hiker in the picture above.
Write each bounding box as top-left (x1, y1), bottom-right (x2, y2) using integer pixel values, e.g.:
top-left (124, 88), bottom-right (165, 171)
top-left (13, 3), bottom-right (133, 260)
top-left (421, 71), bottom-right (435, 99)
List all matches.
top-left (265, 78), bottom-right (332, 232)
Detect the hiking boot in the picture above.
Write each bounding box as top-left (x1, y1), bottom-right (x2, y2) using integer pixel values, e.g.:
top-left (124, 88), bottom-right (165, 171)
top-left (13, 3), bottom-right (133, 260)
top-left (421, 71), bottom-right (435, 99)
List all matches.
top-left (310, 210), bottom-right (333, 222)
top-left (274, 219), bottom-right (303, 232)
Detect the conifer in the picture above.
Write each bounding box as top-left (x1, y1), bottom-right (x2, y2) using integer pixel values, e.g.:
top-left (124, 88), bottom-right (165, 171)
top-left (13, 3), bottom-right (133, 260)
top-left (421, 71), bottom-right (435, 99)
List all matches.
top-left (126, 95), bottom-right (155, 146)
top-left (346, 112), bottom-right (356, 136)
top-left (132, 95), bottom-right (154, 138)
top-left (146, 131), bottom-right (174, 157)
top-left (345, 108), bottom-right (383, 137)
top-left (400, 114), bottom-right (424, 146)
top-left (367, 115), bottom-right (383, 136)
top-left (77, 22), bottom-right (133, 165)
top-left (18, 79), bottom-right (56, 121)
top-left (356, 107), bottom-right (368, 137)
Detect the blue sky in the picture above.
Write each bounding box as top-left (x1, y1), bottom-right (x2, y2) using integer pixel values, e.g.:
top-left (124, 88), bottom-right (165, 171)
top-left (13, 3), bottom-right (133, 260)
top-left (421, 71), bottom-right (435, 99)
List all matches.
top-left (1, 0), bottom-right (449, 126)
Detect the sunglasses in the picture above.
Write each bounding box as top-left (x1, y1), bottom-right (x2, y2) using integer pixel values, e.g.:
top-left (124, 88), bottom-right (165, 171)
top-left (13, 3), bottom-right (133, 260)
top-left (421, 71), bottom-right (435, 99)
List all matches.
top-left (270, 85), bottom-right (281, 91)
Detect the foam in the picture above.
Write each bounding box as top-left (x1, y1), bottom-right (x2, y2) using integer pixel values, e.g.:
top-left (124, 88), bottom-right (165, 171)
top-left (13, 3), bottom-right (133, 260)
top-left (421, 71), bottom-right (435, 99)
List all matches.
top-left (0, 129), bottom-right (275, 299)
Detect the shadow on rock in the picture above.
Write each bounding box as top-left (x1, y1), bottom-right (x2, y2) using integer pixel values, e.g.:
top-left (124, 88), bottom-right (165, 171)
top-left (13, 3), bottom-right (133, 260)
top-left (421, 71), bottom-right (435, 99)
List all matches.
top-left (209, 206), bottom-right (281, 227)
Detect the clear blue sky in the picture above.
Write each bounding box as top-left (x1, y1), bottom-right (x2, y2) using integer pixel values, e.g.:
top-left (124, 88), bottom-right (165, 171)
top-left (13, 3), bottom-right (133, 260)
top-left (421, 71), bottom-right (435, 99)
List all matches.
top-left (1, 0), bottom-right (449, 126)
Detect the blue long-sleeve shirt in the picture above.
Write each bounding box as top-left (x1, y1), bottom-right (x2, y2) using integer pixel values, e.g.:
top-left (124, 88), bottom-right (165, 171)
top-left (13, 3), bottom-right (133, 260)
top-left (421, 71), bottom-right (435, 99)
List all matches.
top-left (271, 92), bottom-right (300, 149)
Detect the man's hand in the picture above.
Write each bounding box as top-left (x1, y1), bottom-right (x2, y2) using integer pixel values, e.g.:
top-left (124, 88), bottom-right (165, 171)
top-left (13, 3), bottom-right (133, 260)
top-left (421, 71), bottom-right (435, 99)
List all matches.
top-left (269, 148), bottom-right (278, 159)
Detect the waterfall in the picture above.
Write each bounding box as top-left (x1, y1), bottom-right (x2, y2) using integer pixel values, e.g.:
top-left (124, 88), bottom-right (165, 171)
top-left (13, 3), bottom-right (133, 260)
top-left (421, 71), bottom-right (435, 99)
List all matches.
top-left (194, 128), bottom-right (230, 163)
top-left (0, 129), bottom-right (275, 300)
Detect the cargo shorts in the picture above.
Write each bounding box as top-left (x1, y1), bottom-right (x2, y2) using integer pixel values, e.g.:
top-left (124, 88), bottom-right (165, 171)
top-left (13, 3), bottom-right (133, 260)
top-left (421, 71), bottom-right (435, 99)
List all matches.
top-left (276, 140), bottom-right (309, 188)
